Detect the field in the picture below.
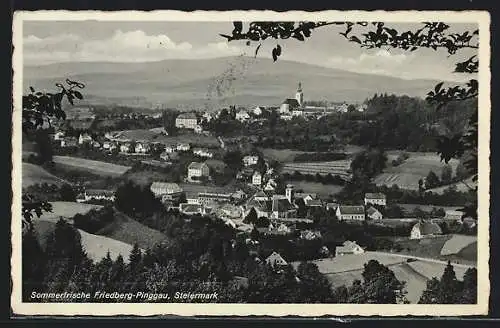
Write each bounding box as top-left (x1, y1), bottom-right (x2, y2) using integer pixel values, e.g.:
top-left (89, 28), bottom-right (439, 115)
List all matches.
top-left (440, 235), bottom-right (477, 256)
top-left (112, 129), bottom-right (220, 147)
top-left (96, 211), bottom-right (170, 250)
top-left (427, 176), bottom-right (477, 194)
top-left (53, 156), bottom-right (131, 177)
top-left (294, 251), bottom-right (474, 303)
top-left (397, 203), bottom-right (462, 214)
top-left (22, 163), bottom-right (67, 188)
top-left (260, 148), bottom-right (314, 163)
top-left (36, 201), bottom-right (102, 223)
top-left (281, 160), bottom-right (352, 178)
top-left (285, 180), bottom-right (344, 197)
top-left (33, 220), bottom-right (134, 263)
top-left (390, 235), bottom-right (452, 259)
top-left (374, 152), bottom-right (460, 190)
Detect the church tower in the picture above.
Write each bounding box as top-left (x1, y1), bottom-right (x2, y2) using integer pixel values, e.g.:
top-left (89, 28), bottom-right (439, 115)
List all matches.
top-left (295, 82), bottom-right (304, 107)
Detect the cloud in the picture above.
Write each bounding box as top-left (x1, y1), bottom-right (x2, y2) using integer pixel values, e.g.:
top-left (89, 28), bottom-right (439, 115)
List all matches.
top-left (327, 49), bottom-right (413, 77)
top-left (23, 30), bottom-right (246, 64)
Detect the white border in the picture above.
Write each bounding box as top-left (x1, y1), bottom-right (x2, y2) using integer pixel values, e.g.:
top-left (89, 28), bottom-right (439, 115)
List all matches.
top-left (11, 10), bottom-right (491, 317)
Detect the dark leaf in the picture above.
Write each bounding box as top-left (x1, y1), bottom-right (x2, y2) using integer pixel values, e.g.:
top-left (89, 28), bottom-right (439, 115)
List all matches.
top-left (29, 86), bottom-right (35, 93)
top-left (272, 48), bottom-right (278, 62)
top-left (434, 82), bottom-right (444, 93)
top-left (276, 44), bottom-right (281, 56)
top-left (73, 91), bottom-right (83, 99)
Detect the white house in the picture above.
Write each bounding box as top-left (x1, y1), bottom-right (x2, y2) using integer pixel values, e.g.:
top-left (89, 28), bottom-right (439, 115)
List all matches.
top-left (280, 98), bottom-right (300, 114)
top-left (164, 144), bottom-right (176, 153)
top-left (53, 131), bottom-right (65, 141)
top-left (202, 112), bottom-right (214, 122)
top-left (187, 162), bottom-right (210, 182)
top-left (336, 205), bottom-right (366, 221)
top-left (364, 193), bottom-right (387, 206)
top-left (265, 251), bottom-right (287, 267)
top-left (79, 189), bottom-right (115, 203)
top-left (410, 220), bottom-right (443, 240)
top-left (177, 143), bottom-right (191, 152)
top-left (444, 210), bottom-right (465, 221)
top-left (366, 206), bottom-right (383, 220)
top-left (194, 124), bottom-right (204, 134)
top-left (252, 171), bottom-right (262, 186)
top-left (264, 179), bottom-right (277, 192)
top-left (60, 137), bottom-right (78, 148)
top-left (335, 241), bottom-right (364, 256)
top-left (236, 110), bottom-right (251, 122)
top-left (175, 112), bottom-right (198, 129)
top-left (78, 133), bottom-right (93, 145)
top-left (120, 143), bottom-right (131, 153)
top-left (243, 155), bottom-right (259, 167)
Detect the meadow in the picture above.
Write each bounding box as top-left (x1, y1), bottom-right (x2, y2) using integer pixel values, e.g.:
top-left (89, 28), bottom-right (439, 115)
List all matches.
top-left (281, 160), bottom-right (352, 178)
top-left (53, 156), bottom-right (131, 177)
top-left (22, 163), bottom-right (67, 188)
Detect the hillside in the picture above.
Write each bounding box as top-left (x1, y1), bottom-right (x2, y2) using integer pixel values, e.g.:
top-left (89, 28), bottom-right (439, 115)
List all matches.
top-left (23, 56), bottom-right (441, 109)
top-left (22, 163), bottom-right (67, 188)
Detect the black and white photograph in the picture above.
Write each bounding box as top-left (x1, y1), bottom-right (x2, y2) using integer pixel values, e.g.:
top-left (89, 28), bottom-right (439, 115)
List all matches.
top-left (11, 10), bottom-right (490, 316)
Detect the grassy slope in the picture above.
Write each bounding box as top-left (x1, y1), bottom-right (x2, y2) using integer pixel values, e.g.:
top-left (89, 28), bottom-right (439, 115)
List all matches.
top-left (22, 163), bottom-right (67, 188)
top-left (96, 210), bottom-right (170, 250)
top-left (37, 202), bottom-right (103, 222)
top-left (53, 156), bottom-right (131, 176)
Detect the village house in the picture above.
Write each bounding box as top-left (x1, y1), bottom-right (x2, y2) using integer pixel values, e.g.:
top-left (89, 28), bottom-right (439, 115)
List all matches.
top-left (202, 112), bottom-right (214, 122)
top-left (265, 251), bottom-right (288, 267)
top-left (77, 189), bottom-right (116, 203)
top-left (92, 141), bottom-right (101, 149)
top-left (135, 142), bottom-right (150, 154)
top-left (410, 220), bottom-right (443, 239)
top-left (120, 143), bottom-right (131, 153)
top-left (280, 114), bottom-right (293, 121)
top-left (444, 210), bottom-right (465, 221)
top-left (336, 205), bottom-right (366, 221)
top-left (177, 143), bottom-right (191, 152)
top-left (300, 230), bottom-right (322, 240)
top-left (197, 192), bottom-right (233, 205)
top-left (271, 194), bottom-right (297, 219)
top-left (244, 191), bottom-right (272, 218)
top-left (335, 241), bottom-right (364, 256)
top-left (193, 148), bottom-right (214, 159)
top-left (252, 171), bottom-right (262, 186)
top-left (243, 155), bottom-right (259, 167)
top-left (236, 110), bottom-right (251, 122)
top-left (175, 112), bottom-right (198, 129)
top-left (179, 203), bottom-right (209, 216)
top-left (336, 103), bottom-right (349, 113)
top-left (78, 133), bottom-right (93, 145)
top-left (280, 98), bottom-right (301, 114)
top-left (164, 144), bottom-right (176, 153)
top-left (295, 192), bottom-right (317, 203)
top-left (194, 124), bottom-right (204, 134)
top-left (53, 131), bottom-right (65, 141)
top-left (160, 151), bottom-right (170, 161)
top-left (326, 203), bottom-right (339, 212)
top-left (187, 162), bottom-right (210, 182)
top-left (231, 189), bottom-right (247, 201)
top-left (264, 179), bottom-right (277, 193)
top-left (366, 206), bottom-right (383, 220)
top-left (150, 182), bottom-right (183, 199)
top-left (305, 198), bottom-right (323, 208)
top-left (364, 193), bottom-right (387, 206)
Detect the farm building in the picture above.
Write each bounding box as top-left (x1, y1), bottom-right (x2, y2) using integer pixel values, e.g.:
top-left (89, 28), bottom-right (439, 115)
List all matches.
top-left (336, 205), bottom-right (366, 221)
top-left (410, 220), bottom-right (443, 239)
top-left (335, 241), bottom-right (364, 256)
top-left (175, 112), bottom-right (198, 129)
top-left (187, 162), bottom-right (210, 182)
top-left (150, 182), bottom-right (183, 199)
top-left (367, 206), bottom-right (383, 220)
top-left (265, 251), bottom-right (288, 267)
top-left (364, 193), bottom-right (387, 206)
top-left (77, 189), bottom-right (116, 203)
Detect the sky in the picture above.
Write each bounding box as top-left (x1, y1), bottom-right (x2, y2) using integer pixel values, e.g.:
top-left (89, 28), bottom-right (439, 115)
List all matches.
top-left (22, 21), bottom-right (478, 82)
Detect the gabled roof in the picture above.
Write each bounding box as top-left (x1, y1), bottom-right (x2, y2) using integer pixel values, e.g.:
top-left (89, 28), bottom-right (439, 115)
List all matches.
top-left (272, 196), bottom-right (296, 213)
top-left (177, 112), bottom-right (198, 119)
top-left (282, 98), bottom-right (300, 107)
top-left (336, 240), bottom-right (363, 253)
top-left (366, 206), bottom-right (381, 216)
top-left (365, 193), bottom-right (386, 200)
top-left (254, 190), bottom-right (268, 199)
top-left (265, 251), bottom-right (287, 265)
top-left (150, 182), bottom-right (183, 194)
top-left (338, 205), bottom-right (365, 215)
top-left (413, 220), bottom-right (443, 235)
top-left (188, 162), bottom-right (208, 170)
top-left (306, 199), bottom-right (323, 207)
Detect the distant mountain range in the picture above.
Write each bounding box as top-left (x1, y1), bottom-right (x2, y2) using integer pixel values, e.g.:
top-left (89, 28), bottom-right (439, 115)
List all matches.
top-left (23, 56), bottom-right (442, 110)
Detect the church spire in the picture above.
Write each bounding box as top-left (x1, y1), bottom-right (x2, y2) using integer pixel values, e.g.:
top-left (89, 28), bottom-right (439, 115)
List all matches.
top-left (297, 82), bottom-right (302, 92)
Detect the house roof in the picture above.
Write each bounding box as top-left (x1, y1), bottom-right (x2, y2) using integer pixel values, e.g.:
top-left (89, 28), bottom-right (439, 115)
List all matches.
top-left (365, 193), bottom-right (386, 200)
top-left (253, 190), bottom-right (268, 199)
top-left (336, 240), bottom-right (363, 253)
top-left (413, 220), bottom-right (443, 235)
top-left (150, 182), bottom-right (183, 194)
top-left (295, 192), bottom-right (317, 199)
top-left (272, 196), bottom-right (296, 213)
top-left (180, 203), bottom-right (204, 213)
top-left (253, 171), bottom-right (262, 177)
top-left (85, 189), bottom-right (115, 197)
top-left (366, 206), bottom-right (381, 216)
top-left (282, 98), bottom-right (300, 107)
top-left (188, 162), bottom-right (208, 170)
top-left (265, 251), bottom-right (287, 265)
top-left (177, 112), bottom-right (198, 119)
top-left (306, 199), bottom-right (323, 207)
top-left (338, 205), bottom-right (365, 215)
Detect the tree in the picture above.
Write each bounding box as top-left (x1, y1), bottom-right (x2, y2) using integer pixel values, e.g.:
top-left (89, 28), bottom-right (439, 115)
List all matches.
top-left (129, 243), bottom-right (143, 272)
top-left (22, 80), bottom-right (85, 228)
top-left (461, 268), bottom-right (477, 304)
top-left (441, 164), bottom-right (453, 185)
top-left (296, 262), bottom-right (334, 303)
top-left (455, 161), bottom-right (469, 180)
top-left (59, 183), bottom-right (77, 202)
top-left (162, 109), bottom-right (178, 136)
top-left (425, 170), bottom-right (441, 189)
top-left (34, 129), bottom-right (53, 164)
top-left (243, 208), bottom-right (258, 224)
top-left (358, 260), bottom-right (407, 303)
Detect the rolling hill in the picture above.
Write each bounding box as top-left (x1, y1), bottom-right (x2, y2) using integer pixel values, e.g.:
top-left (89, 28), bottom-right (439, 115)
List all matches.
top-left (23, 56), bottom-right (441, 109)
